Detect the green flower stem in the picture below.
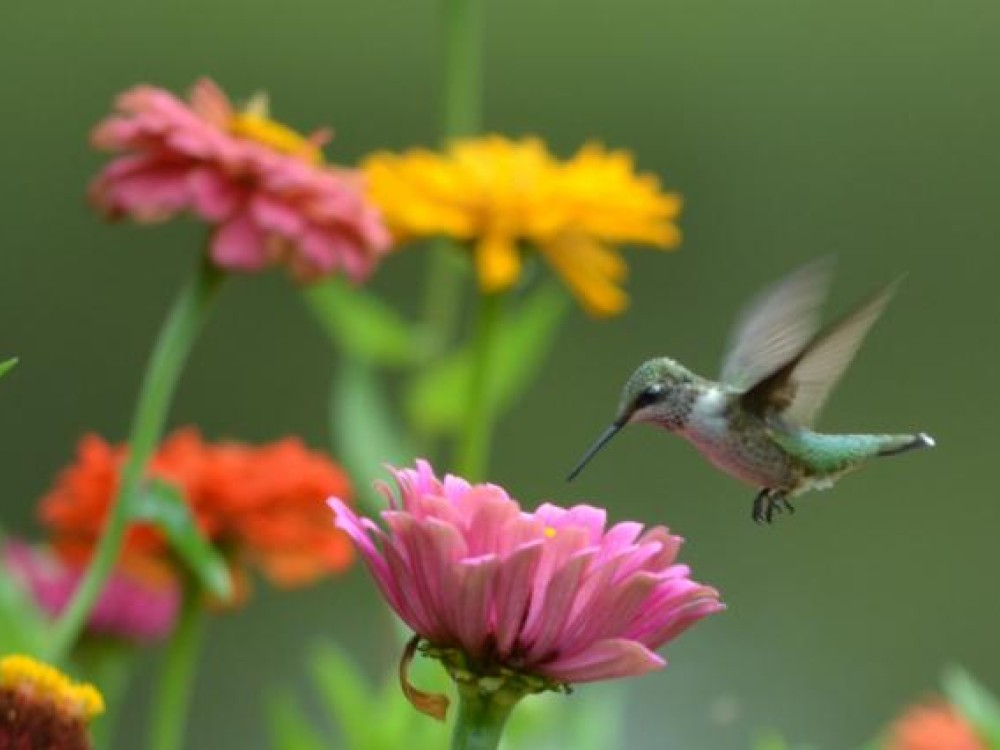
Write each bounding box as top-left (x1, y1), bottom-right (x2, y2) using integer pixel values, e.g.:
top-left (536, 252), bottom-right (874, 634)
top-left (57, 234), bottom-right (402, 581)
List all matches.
top-left (419, 0), bottom-right (484, 348)
top-left (47, 259), bottom-right (224, 661)
top-left (74, 640), bottom-right (134, 750)
top-left (442, 0), bottom-right (482, 139)
top-left (456, 292), bottom-right (503, 480)
top-left (149, 577), bottom-right (207, 750)
top-left (451, 680), bottom-right (522, 750)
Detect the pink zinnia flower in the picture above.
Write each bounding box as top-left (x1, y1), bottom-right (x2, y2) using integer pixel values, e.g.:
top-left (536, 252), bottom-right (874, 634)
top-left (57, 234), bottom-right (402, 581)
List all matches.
top-left (89, 79), bottom-right (392, 282)
top-left (3, 541), bottom-right (179, 643)
top-left (331, 461), bottom-right (722, 693)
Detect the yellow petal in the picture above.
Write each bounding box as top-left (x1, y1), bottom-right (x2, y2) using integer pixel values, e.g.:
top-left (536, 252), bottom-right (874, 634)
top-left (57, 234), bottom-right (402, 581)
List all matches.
top-left (475, 234), bottom-right (521, 292)
top-left (541, 235), bottom-right (628, 318)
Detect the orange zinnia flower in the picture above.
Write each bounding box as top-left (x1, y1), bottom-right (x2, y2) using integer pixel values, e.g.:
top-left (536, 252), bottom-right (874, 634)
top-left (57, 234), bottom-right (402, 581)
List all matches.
top-left (886, 700), bottom-right (986, 750)
top-left (39, 429), bottom-right (354, 591)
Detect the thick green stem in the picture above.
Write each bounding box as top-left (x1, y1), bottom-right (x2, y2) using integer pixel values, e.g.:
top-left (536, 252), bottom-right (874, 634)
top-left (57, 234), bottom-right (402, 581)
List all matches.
top-left (419, 0), bottom-right (484, 348)
top-left (456, 292), bottom-right (503, 480)
top-left (149, 579), bottom-right (206, 750)
top-left (442, 0), bottom-right (482, 139)
top-left (74, 640), bottom-right (134, 750)
top-left (450, 681), bottom-right (521, 750)
top-left (47, 259), bottom-right (223, 661)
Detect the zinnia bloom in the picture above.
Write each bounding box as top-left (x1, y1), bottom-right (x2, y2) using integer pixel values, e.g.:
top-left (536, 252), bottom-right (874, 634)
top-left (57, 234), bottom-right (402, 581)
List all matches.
top-left (90, 79), bottom-right (391, 281)
top-left (363, 136), bottom-right (682, 316)
top-left (0, 654), bottom-right (103, 750)
top-left (3, 541), bottom-right (179, 643)
top-left (40, 428), bottom-right (354, 593)
top-left (331, 461), bottom-right (721, 699)
top-left (886, 700), bottom-right (986, 750)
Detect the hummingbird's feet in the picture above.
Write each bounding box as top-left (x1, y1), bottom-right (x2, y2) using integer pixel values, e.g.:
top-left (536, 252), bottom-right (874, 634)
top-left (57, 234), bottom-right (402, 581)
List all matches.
top-left (752, 489), bottom-right (795, 524)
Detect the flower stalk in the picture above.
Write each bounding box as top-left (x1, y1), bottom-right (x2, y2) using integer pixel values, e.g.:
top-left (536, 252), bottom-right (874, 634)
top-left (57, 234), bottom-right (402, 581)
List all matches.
top-left (149, 576), bottom-right (206, 750)
top-left (457, 291), bottom-right (504, 480)
top-left (451, 679), bottom-right (523, 750)
top-left (420, 0), bottom-right (484, 349)
top-left (48, 258), bottom-right (223, 660)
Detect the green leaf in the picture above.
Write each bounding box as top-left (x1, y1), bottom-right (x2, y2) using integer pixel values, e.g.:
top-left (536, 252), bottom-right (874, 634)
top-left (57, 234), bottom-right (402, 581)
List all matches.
top-left (942, 666), bottom-right (1000, 744)
top-left (266, 689), bottom-right (328, 750)
top-left (331, 360), bottom-right (414, 513)
top-left (305, 279), bottom-right (424, 367)
top-left (0, 566), bottom-right (49, 655)
top-left (751, 732), bottom-right (791, 750)
top-left (308, 642), bottom-right (377, 748)
top-left (132, 480), bottom-right (232, 599)
top-left (0, 357), bottom-right (18, 379)
top-left (406, 284), bottom-right (569, 436)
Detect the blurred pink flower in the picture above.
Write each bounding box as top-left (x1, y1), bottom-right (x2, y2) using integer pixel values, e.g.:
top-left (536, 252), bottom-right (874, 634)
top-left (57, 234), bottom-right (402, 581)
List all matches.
top-left (89, 79), bottom-right (392, 282)
top-left (3, 541), bottom-right (179, 643)
top-left (331, 460), bottom-right (722, 685)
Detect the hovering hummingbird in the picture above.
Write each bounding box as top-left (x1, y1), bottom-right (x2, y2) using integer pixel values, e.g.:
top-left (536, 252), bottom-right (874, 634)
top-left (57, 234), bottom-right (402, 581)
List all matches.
top-left (567, 260), bottom-right (935, 523)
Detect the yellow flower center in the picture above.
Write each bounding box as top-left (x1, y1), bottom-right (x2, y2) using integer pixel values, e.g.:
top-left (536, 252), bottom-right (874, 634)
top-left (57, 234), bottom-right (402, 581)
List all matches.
top-left (229, 109), bottom-right (322, 165)
top-left (544, 526), bottom-right (557, 539)
top-left (0, 655), bottom-right (105, 721)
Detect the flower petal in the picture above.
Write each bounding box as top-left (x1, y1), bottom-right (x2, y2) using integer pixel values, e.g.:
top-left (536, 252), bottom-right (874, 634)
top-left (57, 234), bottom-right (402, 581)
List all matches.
top-left (210, 211), bottom-right (269, 271)
top-left (542, 638), bottom-right (665, 683)
top-left (475, 234), bottom-right (521, 292)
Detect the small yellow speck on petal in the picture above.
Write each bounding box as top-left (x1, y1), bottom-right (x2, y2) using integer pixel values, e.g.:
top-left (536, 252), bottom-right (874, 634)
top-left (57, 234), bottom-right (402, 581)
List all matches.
top-left (544, 527), bottom-right (557, 538)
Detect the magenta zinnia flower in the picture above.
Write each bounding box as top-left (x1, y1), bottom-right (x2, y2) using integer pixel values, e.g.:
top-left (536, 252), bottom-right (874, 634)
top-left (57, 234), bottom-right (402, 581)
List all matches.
top-left (89, 79), bottom-right (391, 281)
top-left (331, 461), bottom-right (722, 691)
top-left (4, 541), bottom-right (179, 643)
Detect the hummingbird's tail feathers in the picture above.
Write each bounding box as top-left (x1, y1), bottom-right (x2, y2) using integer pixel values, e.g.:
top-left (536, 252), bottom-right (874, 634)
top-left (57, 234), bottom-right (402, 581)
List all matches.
top-left (877, 432), bottom-right (935, 457)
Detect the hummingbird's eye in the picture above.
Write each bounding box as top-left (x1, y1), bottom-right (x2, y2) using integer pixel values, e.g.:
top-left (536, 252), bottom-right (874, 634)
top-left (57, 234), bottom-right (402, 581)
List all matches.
top-left (635, 384), bottom-right (666, 409)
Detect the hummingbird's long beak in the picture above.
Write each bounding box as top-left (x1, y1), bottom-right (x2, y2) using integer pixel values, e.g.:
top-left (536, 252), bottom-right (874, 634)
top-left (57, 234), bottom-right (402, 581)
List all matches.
top-left (566, 419), bottom-right (626, 481)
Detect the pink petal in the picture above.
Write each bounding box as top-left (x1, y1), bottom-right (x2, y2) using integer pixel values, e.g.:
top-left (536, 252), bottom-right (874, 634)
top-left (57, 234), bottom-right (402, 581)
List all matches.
top-left (94, 162), bottom-right (193, 221)
top-left (559, 571), bottom-right (660, 655)
top-left (386, 515), bottom-right (467, 641)
top-left (492, 541), bottom-right (544, 655)
top-left (627, 588), bottom-right (724, 648)
top-left (190, 168), bottom-right (240, 221)
top-left (542, 638), bottom-right (665, 683)
top-left (636, 526), bottom-right (683, 568)
top-left (329, 499), bottom-right (401, 612)
top-left (210, 211), bottom-right (268, 271)
top-left (522, 549), bottom-right (596, 659)
top-left (449, 555), bottom-right (499, 657)
top-left (380, 529), bottom-right (443, 640)
top-left (535, 504), bottom-right (607, 543)
top-left (251, 194), bottom-right (305, 236)
top-left (461, 487), bottom-right (521, 557)
top-left (188, 78), bottom-right (233, 126)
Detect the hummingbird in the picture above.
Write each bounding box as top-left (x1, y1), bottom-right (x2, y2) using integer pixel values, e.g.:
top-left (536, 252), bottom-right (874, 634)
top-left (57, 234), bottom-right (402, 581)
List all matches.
top-left (567, 260), bottom-right (935, 523)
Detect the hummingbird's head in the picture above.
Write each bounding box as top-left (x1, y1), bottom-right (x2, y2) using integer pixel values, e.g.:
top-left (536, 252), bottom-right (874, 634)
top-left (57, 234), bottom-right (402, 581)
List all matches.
top-left (567, 357), bottom-right (697, 481)
top-left (617, 357), bottom-right (697, 428)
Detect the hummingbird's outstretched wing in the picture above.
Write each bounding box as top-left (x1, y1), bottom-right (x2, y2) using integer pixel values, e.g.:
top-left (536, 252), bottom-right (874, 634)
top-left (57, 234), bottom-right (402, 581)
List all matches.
top-left (741, 281), bottom-right (896, 426)
top-left (719, 259), bottom-right (831, 391)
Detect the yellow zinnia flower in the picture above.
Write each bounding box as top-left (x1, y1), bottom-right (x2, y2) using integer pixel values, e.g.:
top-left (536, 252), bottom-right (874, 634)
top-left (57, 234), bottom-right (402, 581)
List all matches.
top-left (363, 136), bottom-right (682, 317)
top-left (0, 654), bottom-right (104, 749)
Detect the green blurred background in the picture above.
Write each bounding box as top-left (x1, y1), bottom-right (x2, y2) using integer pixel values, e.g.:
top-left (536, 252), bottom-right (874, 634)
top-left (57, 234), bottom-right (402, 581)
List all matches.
top-left (1, 1), bottom-right (998, 747)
